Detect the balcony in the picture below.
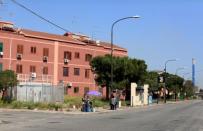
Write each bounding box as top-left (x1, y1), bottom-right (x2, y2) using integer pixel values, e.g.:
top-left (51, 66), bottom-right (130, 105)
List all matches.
top-left (17, 74), bottom-right (53, 84)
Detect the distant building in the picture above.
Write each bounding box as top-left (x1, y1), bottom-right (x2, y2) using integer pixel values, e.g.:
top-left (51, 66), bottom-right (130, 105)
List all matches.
top-left (0, 21), bottom-right (127, 96)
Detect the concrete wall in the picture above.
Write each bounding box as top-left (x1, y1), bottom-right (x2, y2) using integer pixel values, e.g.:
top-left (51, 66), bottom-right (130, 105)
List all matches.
top-left (131, 83), bottom-right (149, 107)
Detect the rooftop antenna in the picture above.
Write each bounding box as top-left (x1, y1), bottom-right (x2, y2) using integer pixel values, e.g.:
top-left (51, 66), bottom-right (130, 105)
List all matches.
top-left (0, 0), bottom-right (3, 5)
top-left (91, 29), bottom-right (102, 41)
top-left (0, 0), bottom-right (4, 19)
top-left (0, 0), bottom-right (4, 9)
top-left (71, 16), bottom-right (77, 32)
top-left (0, 0), bottom-right (14, 19)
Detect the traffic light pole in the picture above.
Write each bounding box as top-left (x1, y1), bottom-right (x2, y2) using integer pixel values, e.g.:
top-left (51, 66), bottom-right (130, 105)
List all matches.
top-left (164, 64), bottom-right (167, 103)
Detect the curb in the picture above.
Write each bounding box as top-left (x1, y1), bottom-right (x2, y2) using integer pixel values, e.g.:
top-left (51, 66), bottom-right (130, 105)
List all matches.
top-left (0, 108), bottom-right (113, 115)
top-left (0, 100), bottom-right (195, 115)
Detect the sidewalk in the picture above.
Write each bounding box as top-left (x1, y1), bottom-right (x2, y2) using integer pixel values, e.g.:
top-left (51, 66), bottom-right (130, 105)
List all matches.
top-left (0, 100), bottom-right (193, 115)
top-left (0, 107), bottom-right (113, 115)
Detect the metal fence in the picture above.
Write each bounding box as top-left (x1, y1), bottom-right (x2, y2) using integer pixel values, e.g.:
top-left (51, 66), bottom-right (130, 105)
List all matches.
top-left (16, 83), bottom-right (64, 103)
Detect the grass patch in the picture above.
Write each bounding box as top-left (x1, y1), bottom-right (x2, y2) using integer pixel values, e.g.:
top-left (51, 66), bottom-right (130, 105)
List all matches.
top-left (0, 100), bottom-right (62, 111)
top-left (64, 95), bottom-right (109, 108)
top-left (92, 98), bottom-right (109, 107)
top-left (64, 96), bottom-right (82, 108)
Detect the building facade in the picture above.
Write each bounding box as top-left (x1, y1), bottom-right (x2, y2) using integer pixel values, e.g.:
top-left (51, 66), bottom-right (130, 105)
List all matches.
top-left (0, 21), bottom-right (127, 96)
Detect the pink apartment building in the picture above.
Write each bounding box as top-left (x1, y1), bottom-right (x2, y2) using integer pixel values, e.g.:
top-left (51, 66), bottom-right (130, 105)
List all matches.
top-left (0, 21), bottom-right (127, 96)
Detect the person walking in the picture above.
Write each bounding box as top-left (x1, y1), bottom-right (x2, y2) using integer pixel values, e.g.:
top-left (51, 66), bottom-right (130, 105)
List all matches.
top-left (85, 95), bottom-right (91, 112)
top-left (110, 94), bottom-right (114, 110)
top-left (110, 93), bottom-right (117, 110)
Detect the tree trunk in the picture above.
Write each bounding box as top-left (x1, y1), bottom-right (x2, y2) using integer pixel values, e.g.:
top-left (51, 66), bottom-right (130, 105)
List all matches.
top-left (106, 86), bottom-right (110, 100)
top-left (1, 88), bottom-right (8, 102)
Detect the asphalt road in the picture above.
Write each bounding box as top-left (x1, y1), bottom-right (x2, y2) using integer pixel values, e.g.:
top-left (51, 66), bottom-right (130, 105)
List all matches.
top-left (0, 100), bottom-right (203, 131)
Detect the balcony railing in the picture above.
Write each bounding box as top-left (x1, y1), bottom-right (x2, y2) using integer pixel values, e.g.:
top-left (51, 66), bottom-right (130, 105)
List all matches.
top-left (17, 74), bottom-right (53, 84)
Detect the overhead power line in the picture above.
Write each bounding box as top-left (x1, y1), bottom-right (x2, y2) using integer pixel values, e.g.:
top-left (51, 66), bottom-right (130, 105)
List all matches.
top-left (10, 0), bottom-right (69, 32)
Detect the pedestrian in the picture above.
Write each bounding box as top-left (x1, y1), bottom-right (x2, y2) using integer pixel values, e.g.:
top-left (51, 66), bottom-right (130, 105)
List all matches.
top-left (115, 94), bottom-right (120, 110)
top-left (82, 94), bottom-right (87, 112)
top-left (110, 93), bottom-right (114, 110)
top-left (113, 96), bottom-right (117, 110)
top-left (110, 93), bottom-right (117, 110)
top-left (85, 95), bottom-right (91, 112)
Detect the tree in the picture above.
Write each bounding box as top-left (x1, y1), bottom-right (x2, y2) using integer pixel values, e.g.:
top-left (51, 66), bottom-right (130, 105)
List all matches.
top-left (145, 71), bottom-right (186, 100)
top-left (166, 74), bottom-right (184, 92)
top-left (145, 71), bottom-right (159, 91)
top-left (0, 70), bottom-right (18, 102)
top-left (90, 55), bottom-right (147, 98)
top-left (183, 80), bottom-right (195, 98)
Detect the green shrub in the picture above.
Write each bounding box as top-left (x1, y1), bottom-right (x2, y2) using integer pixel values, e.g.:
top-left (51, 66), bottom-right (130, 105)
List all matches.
top-left (121, 101), bottom-right (127, 106)
top-left (64, 96), bottom-right (82, 108)
top-left (0, 100), bottom-right (63, 111)
top-left (121, 100), bottom-right (130, 107)
top-left (0, 100), bottom-right (8, 108)
top-left (41, 103), bottom-right (62, 111)
top-left (54, 104), bottom-right (62, 111)
top-left (92, 98), bottom-right (108, 107)
top-left (11, 101), bottom-right (24, 109)
top-left (48, 103), bottom-right (56, 110)
top-left (23, 102), bottom-right (34, 110)
top-left (192, 96), bottom-right (197, 99)
top-left (35, 103), bottom-right (49, 110)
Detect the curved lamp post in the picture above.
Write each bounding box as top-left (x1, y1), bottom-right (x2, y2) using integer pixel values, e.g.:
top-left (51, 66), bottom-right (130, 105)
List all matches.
top-left (183, 72), bottom-right (191, 79)
top-left (110, 16), bottom-right (140, 98)
top-left (175, 67), bottom-right (187, 101)
top-left (163, 59), bottom-right (178, 103)
top-left (175, 67), bottom-right (186, 75)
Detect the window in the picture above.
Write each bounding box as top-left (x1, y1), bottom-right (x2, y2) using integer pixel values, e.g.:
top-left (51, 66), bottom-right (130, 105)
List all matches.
top-left (84, 87), bottom-right (89, 94)
top-left (74, 68), bottom-right (80, 76)
top-left (30, 66), bottom-right (36, 73)
top-left (43, 67), bottom-right (48, 75)
top-left (64, 51), bottom-right (71, 60)
top-left (74, 87), bottom-right (79, 93)
top-left (85, 69), bottom-right (90, 78)
top-left (16, 64), bottom-right (23, 73)
top-left (17, 45), bottom-right (23, 54)
top-left (0, 63), bottom-right (2, 72)
top-left (63, 67), bottom-right (69, 77)
top-left (43, 48), bottom-right (49, 57)
top-left (30, 46), bottom-right (36, 54)
top-left (75, 52), bottom-right (80, 59)
top-left (85, 54), bottom-right (92, 62)
top-left (0, 42), bottom-right (3, 52)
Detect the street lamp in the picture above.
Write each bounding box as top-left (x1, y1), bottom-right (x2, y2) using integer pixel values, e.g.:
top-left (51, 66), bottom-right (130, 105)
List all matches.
top-left (164, 59), bottom-right (178, 73)
top-left (163, 59), bottom-right (178, 103)
top-left (110, 16), bottom-right (140, 98)
top-left (182, 72), bottom-right (191, 79)
top-left (175, 67), bottom-right (187, 75)
top-left (175, 67), bottom-right (187, 101)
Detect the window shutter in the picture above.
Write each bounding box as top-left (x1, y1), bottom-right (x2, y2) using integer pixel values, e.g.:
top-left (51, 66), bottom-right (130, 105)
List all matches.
top-left (0, 63), bottom-right (3, 72)
top-left (0, 42), bottom-right (3, 52)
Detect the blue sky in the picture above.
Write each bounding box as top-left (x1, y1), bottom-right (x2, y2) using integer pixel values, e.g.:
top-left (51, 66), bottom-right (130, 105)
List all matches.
top-left (0, 0), bottom-right (202, 88)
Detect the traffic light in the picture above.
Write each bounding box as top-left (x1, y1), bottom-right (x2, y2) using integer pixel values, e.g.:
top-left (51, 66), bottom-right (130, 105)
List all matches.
top-left (158, 76), bottom-right (165, 83)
